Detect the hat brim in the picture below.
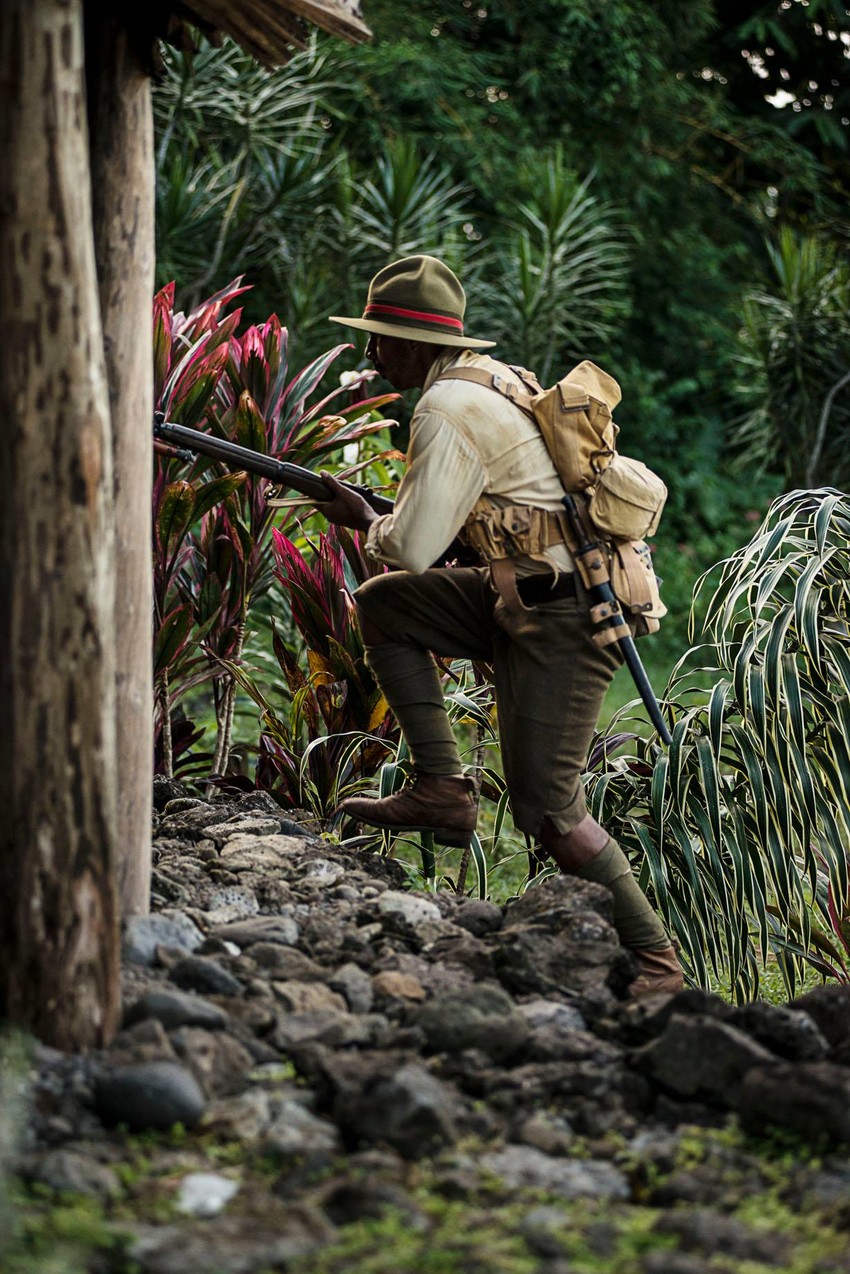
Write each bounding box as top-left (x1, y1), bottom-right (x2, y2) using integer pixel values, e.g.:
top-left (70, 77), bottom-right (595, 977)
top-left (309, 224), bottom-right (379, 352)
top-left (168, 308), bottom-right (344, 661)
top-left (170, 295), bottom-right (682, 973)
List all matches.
top-left (329, 315), bottom-right (496, 350)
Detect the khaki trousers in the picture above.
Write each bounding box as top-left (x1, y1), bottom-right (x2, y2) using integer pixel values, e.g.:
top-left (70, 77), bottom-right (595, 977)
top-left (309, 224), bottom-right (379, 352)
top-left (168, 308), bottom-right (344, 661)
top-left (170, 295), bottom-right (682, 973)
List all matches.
top-left (353, 566), bottom-right (621, 837)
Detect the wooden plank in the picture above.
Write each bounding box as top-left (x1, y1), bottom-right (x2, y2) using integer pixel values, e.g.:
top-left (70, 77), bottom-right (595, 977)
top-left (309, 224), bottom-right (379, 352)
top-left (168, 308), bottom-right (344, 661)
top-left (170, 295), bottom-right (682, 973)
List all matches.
top-left (178, 0), bottom-right (370, 66)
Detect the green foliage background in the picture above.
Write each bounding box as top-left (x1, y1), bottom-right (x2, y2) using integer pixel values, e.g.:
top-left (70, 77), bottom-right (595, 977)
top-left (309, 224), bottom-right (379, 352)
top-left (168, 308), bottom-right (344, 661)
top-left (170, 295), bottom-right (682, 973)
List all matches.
top-left (154, 0), bottom-right (850, 671)
top-left (151, 0), bottom-right (850, 993)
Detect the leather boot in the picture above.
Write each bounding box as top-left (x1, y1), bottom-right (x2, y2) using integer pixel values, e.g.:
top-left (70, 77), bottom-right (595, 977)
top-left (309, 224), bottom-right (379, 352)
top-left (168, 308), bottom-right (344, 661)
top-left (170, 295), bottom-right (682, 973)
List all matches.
top-left (629, 944), bottom-right (685, 998)
top-left (337, 771), bottom-right (478, 848)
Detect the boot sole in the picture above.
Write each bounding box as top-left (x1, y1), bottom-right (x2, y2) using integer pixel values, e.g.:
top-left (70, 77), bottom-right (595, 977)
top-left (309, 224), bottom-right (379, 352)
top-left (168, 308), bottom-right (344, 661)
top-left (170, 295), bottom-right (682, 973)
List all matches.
top-left (350, 818), bottom-right (473, 850)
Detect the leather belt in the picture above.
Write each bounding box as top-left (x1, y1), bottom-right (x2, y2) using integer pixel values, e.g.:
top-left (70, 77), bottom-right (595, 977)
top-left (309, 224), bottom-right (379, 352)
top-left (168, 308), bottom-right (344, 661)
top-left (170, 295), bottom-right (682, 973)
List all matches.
top-left (515, 571), bottom-right (577, 606)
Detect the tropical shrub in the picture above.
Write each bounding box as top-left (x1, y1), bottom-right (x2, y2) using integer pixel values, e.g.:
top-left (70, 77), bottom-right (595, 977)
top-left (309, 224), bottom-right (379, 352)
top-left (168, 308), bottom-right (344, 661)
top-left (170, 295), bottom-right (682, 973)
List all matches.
top-left (588, 487), bottom-right (850, 1000)
top-left (733, 229), bottom-right (850, 490)
top-left (473, 152), bottom-right (630, 383)
top-left (237, 525), bottom-right (398, 815)
top-left (152, 278), bottom-right (399, 779)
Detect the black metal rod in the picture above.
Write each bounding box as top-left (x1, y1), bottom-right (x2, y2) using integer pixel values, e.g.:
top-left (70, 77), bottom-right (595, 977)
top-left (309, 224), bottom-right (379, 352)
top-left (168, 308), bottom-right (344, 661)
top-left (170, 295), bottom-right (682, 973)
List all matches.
top-left (562, 495), bottom-right (672, 746)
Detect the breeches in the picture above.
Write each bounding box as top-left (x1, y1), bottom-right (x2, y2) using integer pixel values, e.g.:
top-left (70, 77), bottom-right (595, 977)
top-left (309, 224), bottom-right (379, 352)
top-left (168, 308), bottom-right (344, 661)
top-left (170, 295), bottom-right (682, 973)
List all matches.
top-left (353, 566), bottom-right (621, 836)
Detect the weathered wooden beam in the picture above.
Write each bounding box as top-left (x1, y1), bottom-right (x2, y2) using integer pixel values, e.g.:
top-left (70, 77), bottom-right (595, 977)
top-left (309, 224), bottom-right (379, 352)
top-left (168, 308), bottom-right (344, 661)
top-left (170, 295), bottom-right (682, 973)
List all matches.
top-left (177, 0), bottom-right (371, 67)
top-left (0, 0), bottom-right (120, 1049)
top-left (86, 0), bottom-right (156, 922)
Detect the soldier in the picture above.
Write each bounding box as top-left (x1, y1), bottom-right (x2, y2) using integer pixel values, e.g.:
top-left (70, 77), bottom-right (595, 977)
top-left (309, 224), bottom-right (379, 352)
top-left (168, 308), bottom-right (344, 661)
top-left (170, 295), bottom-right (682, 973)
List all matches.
top-left (318, 255), bottom-right (683, 996)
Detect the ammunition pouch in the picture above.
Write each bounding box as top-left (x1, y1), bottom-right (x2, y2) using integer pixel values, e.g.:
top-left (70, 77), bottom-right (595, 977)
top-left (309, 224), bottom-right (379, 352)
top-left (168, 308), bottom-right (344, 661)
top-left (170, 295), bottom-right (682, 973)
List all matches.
top-left (608, 538), bottom-right (667, 637)
top-left (463, 501), bottom-right (573, 615)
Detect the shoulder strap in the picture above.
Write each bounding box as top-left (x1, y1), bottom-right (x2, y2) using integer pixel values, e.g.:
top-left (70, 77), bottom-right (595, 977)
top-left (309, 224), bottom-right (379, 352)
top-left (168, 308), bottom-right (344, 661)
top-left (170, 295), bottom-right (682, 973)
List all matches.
top-left (436, 366), bottom-right (538, 423)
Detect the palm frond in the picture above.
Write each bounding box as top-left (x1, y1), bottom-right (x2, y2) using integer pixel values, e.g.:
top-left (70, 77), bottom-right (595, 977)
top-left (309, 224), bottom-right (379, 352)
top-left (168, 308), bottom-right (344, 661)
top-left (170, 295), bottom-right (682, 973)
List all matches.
top-left (590, 488), bottom-right (850, 999)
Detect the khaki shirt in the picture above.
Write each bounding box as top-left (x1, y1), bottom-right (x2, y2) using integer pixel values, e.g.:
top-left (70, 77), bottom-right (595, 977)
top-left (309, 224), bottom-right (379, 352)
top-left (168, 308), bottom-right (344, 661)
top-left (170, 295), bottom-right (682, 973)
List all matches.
top-left (365, 349), bottom-right (574, 575)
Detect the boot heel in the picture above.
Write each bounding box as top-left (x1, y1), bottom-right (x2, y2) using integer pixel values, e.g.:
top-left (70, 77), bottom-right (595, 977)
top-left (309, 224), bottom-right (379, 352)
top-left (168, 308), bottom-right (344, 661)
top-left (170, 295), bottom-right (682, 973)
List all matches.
top-left (435, 830), bottom-right (473, 849)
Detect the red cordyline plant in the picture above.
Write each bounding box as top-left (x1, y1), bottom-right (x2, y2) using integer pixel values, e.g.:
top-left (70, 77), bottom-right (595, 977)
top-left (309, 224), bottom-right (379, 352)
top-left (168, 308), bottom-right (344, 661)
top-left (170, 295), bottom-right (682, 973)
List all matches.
top-left (225, 525), bottom-right (398, 815)
top-left (152, 277), bottom-right (399, 779)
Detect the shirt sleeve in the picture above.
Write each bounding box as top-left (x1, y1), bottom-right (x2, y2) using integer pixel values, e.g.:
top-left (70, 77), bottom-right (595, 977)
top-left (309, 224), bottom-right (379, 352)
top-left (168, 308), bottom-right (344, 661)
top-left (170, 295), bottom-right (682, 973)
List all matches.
top-left (365, 407), bottom-right (487, 573)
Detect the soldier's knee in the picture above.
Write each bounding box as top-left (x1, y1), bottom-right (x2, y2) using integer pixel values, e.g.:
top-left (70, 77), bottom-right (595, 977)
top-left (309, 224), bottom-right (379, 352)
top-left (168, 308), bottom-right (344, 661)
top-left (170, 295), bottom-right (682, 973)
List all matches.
top-left (353, 575), bottom-right (395, 645)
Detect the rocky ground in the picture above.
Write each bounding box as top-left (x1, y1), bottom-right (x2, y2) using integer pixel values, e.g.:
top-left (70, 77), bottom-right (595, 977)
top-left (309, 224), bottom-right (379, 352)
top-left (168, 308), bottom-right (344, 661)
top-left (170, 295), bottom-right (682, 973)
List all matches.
top-left (3, 781), bottom-right (850, 1273)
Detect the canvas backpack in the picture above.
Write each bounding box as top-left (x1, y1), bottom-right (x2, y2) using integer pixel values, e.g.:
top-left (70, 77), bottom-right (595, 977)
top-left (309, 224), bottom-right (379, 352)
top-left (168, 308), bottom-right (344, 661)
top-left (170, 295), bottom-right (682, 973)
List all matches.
top-left (440, 359), bottom-right (667, 541)
top-left (438, 359), bottom-right (668, 633)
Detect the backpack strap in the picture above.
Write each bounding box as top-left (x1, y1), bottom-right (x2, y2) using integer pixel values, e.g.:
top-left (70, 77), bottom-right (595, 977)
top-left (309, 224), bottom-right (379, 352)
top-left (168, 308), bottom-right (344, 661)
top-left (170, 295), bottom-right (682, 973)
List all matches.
top-left (437, 366), bottom-right (539, 423)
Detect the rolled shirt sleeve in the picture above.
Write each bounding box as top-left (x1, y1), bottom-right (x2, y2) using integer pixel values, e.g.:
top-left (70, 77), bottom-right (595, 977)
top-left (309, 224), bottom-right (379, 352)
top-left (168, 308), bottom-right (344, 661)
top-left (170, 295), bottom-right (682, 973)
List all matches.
top-left (365, 409), bottom-right (487, 574)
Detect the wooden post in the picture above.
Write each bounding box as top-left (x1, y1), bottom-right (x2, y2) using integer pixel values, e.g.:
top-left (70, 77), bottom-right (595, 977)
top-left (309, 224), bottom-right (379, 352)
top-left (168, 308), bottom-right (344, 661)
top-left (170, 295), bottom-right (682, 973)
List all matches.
top-left (86, 2), bottom-right (155, 919)
top-left (0, 0), bottom-right (120, 1048)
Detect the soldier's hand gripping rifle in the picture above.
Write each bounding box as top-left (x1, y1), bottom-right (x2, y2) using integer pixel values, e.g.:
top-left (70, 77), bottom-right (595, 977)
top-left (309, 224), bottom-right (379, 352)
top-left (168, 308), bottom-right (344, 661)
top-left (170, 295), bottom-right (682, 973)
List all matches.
top-left (562, 493), bottom-right (672, 746)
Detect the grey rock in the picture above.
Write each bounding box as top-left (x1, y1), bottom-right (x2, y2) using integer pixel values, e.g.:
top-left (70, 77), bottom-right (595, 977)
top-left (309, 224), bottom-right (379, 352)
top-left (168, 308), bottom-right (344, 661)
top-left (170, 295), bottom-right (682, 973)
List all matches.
top-left (94, 1061), bottom-right (206, 1131)
top-left (197, 936), bottom-right (241, 959)
top-left (175, 1172), bottom-right (239, 1218)
top-left (503, 874), bottom-right (615, 929)
top-left (329, 962), bottom-right (374, 1014)
top-left (318, 1176), bottom-right (424, 1227)
top-left (205, 816), bottom-right (283, 844)
top-left (654, 1206), bottom-right (786, 1265)
top-left (158, 805), bottom-right (236, 839)
top-left (212, 915), bottom-right (300, 949)
top-left (218, 832), bottom-right (307, 870)
top-left (123, 911), bottom-right (204, 967)
top-left (519, 1205), bottom-right (571, 1258)
top-left (123, 989), bottom-right (228, 1033)
top-left (633, 1014), bottom-right (777, 1102)
top-left (108, 1018), bottom-right (177, 1067)
top-left (727, 1002), bottom-right (829, 1062)
top-left (642, 1255), bottom-right (714, 1274)
top-left (494, 921), bottom-right (627, 1003)
top-left (798, 1164), bottom-right (850, 1209)
top-left (127, 1207), bottom-right (334, 1274)
top-left (248, 944), bottom-right (322, 978)
top-left (202, 1089), bottom-right (273, 1141)
top-left (169, 955), bottom-right (243, 998)
top-left (423, 928), bottom-right (496, 979)
top-left (272, 981), bottom-right (347, 1014)
top-left (272, 1010), bottom-right (386, 1052)
top-left (170, 1028), bottom-right (254, 1098)
top-left (152, 776), bottom-right (191, 811)
top-left (150, 868), bottom-right (191, 906)
top-left (236, 790), bottom-right (286, 815)
top-left (451, 898), bottom-right (503, 936)
top-left (793, 985), bottom-right (850, 1057)
top-left (201, 886), bottom-right (260, 927)
top-left (518, 999), bottom-right (587, 1033)
top-left (377, 890), bottom-right (442, 928)
top-left (297, 857), bottom-right (345, 886)
top-left (162, 796), bottom-right (209, 815)
top-left (733, 1061), bottom-right (850, 1146)
top-left (17, 1148), bottom-right (120, 1200)
top-left (331, 884), bottom-right (360, 901)
top-left (337, 1061), bottom-right (457, 1159)
top-left (263, 1099), bottom-right (341, 1156)
top-left (480, 1145), bottom-right (629, 1200)
top-left (512, 1111), bottom-right (574, 1156)
top-left (603, 988), bottom-right (730, 1048)
top-left (415, 985), bottom-right (530, 1062)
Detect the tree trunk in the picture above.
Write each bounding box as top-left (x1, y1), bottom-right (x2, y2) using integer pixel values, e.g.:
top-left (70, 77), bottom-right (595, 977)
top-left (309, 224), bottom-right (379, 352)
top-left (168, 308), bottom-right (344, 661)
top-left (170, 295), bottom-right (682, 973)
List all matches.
top-left (0, 0), bottom-right (120, 1048)
top-left (85, 2), bottom-right (155, 919)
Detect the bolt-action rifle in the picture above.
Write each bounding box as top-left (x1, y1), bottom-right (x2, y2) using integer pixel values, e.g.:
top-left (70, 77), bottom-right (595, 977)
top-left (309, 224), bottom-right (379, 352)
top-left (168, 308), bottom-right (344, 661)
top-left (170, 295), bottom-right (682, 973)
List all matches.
top-left (154, 412), bottom-right (396, 515)
top-left (562, 493), bottom-right (673, 746)
top-left (153, 414), bottom-right (473, 566)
